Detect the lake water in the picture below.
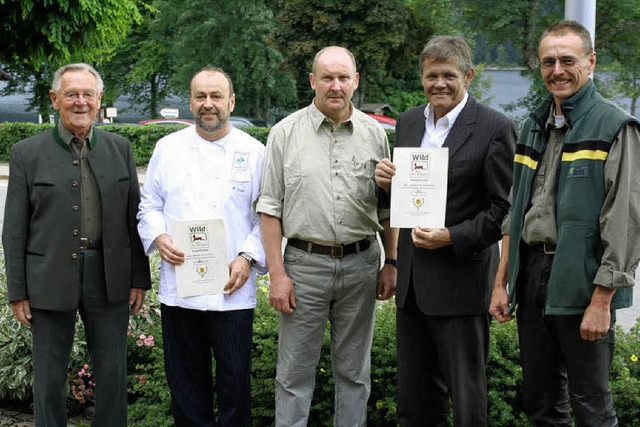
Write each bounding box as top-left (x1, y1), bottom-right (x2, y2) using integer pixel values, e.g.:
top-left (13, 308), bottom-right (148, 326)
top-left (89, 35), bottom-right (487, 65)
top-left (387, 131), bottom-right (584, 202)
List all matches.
top-left (483, 69), bottom-right (634, 121)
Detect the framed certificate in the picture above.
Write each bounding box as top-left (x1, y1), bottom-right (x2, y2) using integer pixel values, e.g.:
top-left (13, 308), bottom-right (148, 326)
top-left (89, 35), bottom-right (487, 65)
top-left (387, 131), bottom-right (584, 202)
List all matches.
top-left (390, 147), bottom-right (448, 228)
top-left (170, 219), bottom-right (229, 297)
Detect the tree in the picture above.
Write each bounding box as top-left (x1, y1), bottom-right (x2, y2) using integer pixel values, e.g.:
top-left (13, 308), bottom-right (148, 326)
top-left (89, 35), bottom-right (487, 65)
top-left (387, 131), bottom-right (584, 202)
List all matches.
top-left (153, 0), bottom-right (297, 121)
top-left (459, 0), bottom-right (562, 114)
top-left (596, 0), bottom-right (640, 116)
top-left (270, 0), bottom-right (430, 107)
top-left (0, 0), bottom-right (147, 121)
top-left (101, 1), bottom-right (174, 119)
top-left (0, 0), bottom-right (145, 70)
top-left (460, 0), bottom-right (640, 117)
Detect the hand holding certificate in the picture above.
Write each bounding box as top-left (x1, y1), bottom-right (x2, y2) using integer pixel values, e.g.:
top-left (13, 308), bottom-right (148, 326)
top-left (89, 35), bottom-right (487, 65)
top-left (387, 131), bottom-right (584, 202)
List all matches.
top-left (390, 147), bottom-right (448, 228)
top-left (171, 219), bottom-right (229, 297)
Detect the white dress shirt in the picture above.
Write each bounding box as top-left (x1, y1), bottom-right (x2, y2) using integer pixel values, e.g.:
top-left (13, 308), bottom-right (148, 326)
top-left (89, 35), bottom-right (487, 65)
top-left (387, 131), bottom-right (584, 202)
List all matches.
top-left (421, 91), bottom-right (469, 148)
top-left (137, 126), bottom-right (266, 311)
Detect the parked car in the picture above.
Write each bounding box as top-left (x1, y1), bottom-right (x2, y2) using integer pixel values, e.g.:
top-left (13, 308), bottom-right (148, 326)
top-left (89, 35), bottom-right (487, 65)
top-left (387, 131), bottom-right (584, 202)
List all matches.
top-left (139, 118), bottom-right (194, 126)
top-left (229, 116), bottom-right (256, 128)
top-left (366, 113), bottom-right (396, 130)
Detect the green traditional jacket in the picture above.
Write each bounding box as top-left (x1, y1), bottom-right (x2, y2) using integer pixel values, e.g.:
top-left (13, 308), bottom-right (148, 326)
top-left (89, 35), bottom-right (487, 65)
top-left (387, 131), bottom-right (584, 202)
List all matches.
top-left (508, 80), bottom-right (638, 315)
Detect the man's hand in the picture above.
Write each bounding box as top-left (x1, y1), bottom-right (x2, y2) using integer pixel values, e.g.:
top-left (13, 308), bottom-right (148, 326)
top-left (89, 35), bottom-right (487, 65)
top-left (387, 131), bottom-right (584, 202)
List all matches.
top-left (411, 227), bottom-right (451, 250)
top-left (489, 285), bottom-right (512, 323)
top-left (376, 264), bottom-right (397, 300)
top-left (224, 256), bottom-right (251, 295)
top-left (10, 299), bottom-right (32, 327)
top-left (154, 233), bottom-right (185, 265)
top-left (581, 285), bottom-right (615, 341)
top-left (269, 273), bottom-right (296, 314)
top-left (375, 158), bottom-right (396, 193)
top-left (489, 236), bottom-right (511, 322)
top-left (129, 289), bottom-right (147, 315)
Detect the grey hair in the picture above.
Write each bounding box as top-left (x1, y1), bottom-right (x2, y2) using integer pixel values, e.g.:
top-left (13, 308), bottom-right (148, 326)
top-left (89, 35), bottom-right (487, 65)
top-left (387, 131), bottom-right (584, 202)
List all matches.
top-left (51, 63), bottom-right (104, 93)
top-left (540, 20), bottom-right (593, 55)
top-left (419, 36), bottom-right (473, 75)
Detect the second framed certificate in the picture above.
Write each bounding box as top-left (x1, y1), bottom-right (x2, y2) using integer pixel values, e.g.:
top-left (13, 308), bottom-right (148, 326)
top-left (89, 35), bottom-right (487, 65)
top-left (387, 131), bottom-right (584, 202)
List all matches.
top-left (171, 219), bottom-right (229, 297)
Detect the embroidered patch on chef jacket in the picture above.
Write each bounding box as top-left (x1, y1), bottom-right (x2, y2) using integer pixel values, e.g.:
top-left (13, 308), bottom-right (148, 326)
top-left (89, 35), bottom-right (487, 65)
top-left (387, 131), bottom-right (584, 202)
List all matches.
top-left (233, 151), bottom-right (249, 171)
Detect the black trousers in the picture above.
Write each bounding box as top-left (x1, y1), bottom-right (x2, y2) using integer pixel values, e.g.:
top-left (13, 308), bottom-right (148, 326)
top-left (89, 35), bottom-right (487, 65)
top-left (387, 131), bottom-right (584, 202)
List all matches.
top-left (516, 244), bottom-right (618, 427)
top-left (31, 248), bottom-right (129, 427)
top-left (397, 283), bottom-right (490, 427)
top-left (161, 304), bottom-right (254, 427)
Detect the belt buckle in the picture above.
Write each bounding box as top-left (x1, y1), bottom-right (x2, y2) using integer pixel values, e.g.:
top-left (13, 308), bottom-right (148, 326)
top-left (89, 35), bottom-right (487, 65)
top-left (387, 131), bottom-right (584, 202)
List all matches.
top-left (330, 245), bottom-right (344, 258)
top-left (80, 238), bottom-right (88, 247)
top-left (543, 243), bottom-right (556, 255)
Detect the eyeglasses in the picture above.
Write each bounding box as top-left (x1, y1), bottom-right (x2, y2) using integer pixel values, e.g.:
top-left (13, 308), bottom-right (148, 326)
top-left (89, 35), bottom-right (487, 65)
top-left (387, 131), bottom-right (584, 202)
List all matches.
top-left (62, 91), bottom-right (99, 102)
top-left (539, 55), bottom-right (590, 69)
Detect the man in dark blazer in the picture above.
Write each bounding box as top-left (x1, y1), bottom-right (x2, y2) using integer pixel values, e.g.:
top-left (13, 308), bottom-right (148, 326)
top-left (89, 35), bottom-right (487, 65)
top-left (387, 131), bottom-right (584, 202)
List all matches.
top-left (375, 36), bottom-right (516, 426)
top-left (2, 63), bottom-right (151, 426)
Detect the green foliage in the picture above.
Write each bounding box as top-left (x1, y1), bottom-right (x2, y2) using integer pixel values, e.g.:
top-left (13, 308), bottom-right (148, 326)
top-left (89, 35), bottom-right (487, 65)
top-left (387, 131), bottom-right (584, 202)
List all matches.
top-left (0, 122), bottom-right (53, 162)
top-left (270, 0), bottom-right (428, 106)
top-left (0, 123), bottom-right (273, 165)
top-left (0, 253), bottom-right (32, 401)
top-left (487, 320), bottom-right (529, 425)
top-left (151, 0), bottom-right (297, 120)
top-left (0, 0), bottom-right (145, 68)
top-left (611, 322), bottom-right (640, 426)
top-left (2, 243), bottom-right (640, 426)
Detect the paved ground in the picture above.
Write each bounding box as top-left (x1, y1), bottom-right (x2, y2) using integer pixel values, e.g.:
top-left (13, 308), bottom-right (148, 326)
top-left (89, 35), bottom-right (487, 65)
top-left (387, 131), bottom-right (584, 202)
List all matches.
top-left (0, 407), bottom-right (92, 426)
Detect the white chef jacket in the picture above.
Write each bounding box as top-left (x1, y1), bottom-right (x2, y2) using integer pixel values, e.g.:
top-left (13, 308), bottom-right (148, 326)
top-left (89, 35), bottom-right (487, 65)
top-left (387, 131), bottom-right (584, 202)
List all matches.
top-left (137, 126), bottom-right (266, 311)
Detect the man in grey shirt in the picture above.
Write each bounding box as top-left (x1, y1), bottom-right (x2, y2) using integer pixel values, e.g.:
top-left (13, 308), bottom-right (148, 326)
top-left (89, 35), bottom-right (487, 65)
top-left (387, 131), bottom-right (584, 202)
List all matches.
top-left (256, 46), bottom-right (397, 426)
top-left (490, 20), bottom-right (640, 426)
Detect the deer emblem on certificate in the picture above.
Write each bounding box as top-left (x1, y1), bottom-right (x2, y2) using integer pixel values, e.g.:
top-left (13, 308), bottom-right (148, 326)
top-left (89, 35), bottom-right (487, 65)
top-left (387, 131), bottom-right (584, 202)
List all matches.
top-left (171, 219), bottom-right (229, 297)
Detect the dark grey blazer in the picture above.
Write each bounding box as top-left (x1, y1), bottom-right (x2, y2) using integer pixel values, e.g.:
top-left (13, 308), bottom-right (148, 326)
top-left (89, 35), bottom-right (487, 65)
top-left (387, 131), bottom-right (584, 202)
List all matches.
top-left (395, 96), bottom-right (516, 315)
top-left (3, 127), bottom-right (151, 311)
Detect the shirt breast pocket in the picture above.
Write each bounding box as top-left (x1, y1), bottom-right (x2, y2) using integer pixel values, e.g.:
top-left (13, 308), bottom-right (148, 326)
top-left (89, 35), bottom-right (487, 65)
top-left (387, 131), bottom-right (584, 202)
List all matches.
top-left (229, 170), bottom-right (252, 201)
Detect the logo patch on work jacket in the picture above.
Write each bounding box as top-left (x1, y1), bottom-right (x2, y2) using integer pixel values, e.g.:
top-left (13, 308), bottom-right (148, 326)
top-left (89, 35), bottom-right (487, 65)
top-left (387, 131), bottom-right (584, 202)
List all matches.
top-left (567, 165), bottom-right (589, 178)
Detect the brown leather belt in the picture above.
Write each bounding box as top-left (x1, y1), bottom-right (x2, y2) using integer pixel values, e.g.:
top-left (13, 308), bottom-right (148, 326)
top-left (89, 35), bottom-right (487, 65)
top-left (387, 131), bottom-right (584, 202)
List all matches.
top-left (287, 237), bottom-right (372, 258)
top-left (80, 238), bottom-right (103, 249)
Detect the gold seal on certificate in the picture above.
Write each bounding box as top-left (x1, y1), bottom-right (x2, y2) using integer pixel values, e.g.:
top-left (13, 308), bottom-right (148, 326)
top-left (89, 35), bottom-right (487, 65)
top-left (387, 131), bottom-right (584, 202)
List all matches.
top-left (390, 147), bottom-right (448, 228)
top-left (171, 219), bottom-right (229, 297)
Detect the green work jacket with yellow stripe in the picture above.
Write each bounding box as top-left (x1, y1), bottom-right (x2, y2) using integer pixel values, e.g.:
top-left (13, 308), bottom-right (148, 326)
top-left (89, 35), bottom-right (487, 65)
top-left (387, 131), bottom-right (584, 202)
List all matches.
top-left (508, 80), bottom-right (638, 315)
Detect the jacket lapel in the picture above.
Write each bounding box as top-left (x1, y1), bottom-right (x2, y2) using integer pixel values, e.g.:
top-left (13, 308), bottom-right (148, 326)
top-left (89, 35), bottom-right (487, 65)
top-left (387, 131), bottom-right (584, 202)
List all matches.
top-left (443, 95), bottom-right (477, 158)
top-left (407, 106), bottom-right (426, 147)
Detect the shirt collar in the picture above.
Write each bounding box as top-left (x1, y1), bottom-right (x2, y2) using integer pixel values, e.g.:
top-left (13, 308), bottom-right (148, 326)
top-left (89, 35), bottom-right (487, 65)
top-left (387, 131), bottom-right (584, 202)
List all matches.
top-left (423, 91), bottom-right (469, 127)
top-left (308, 99), bottom-right (355, 134)
top-left (545, 103), bottom-right (570, 131)
top-left (195, 126), bottom-right (233, 148)
top-left (57, 120), bottom-right (94, 148)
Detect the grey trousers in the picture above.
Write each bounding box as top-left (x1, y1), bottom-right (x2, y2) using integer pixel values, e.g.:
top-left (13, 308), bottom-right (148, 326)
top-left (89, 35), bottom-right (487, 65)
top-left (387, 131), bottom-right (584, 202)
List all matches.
top-left (275, 241), bottom-right (380, 427)
top-left (31, 248), bottom-right (129, 427)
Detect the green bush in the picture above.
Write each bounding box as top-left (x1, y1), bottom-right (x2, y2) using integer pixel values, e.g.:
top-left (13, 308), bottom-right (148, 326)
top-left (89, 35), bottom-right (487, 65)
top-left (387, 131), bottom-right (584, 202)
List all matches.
top-left (0, 123), bottom-right (394, 165)
top-left (2, 248), bottom-right (639, 426)
top-left (0, 123), bottom-right (275, 165)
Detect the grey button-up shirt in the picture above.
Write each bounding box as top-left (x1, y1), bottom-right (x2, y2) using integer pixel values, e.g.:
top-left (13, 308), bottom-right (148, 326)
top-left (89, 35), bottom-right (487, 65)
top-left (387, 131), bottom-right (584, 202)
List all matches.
top-left (256, 101), bottom-right (390, 246)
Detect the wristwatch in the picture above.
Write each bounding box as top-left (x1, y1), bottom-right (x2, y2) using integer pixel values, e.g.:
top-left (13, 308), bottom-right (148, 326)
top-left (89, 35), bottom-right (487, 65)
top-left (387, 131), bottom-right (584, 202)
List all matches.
top-left (384, 258), bottom-right (397, 267)
top-left (238, 252), bottom-right (256, 267)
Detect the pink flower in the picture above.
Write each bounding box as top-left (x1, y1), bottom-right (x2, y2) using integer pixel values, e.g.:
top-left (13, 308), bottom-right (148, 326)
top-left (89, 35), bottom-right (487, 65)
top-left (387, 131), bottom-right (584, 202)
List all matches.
top-left (136, 340), bottom-right (143, 347)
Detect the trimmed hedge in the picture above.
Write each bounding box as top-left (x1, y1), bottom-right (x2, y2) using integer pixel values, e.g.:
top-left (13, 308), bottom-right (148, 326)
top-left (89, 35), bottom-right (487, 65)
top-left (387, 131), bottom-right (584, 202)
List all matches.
top-left (0, 123), bottom-right (393, 165)
top-left (0, 123), bottom-right (271, 165)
